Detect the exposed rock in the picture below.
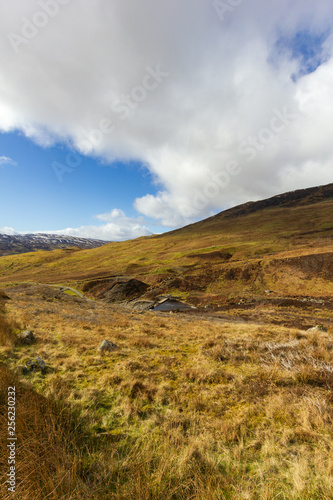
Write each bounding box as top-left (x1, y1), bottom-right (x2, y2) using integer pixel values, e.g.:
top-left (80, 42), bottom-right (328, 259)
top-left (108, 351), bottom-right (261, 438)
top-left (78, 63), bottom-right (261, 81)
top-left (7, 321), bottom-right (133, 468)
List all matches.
top-left (306, 325), bottom-right (327, 333)
top-left (101, 279), bottom-right (149, 303)
top-left (17, 330), bottom-right (35, 344)
top-left (130, 300), bottom-right (156, 311)
top-left (129, 296), bottom-right (195, 312)
top-left (26, 357), bottom-right (46, 374)
top-left (97, 340), bottom-right (118, 352)
top-left (83, 277), bottom-right (149, 303)
top-left (152, 297), bottom-right (195, 311)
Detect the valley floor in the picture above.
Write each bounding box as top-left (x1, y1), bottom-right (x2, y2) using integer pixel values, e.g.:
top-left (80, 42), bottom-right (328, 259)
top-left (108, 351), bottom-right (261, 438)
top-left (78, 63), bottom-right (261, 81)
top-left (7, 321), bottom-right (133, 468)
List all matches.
top-left (1, 284), bottom-right (333, 499)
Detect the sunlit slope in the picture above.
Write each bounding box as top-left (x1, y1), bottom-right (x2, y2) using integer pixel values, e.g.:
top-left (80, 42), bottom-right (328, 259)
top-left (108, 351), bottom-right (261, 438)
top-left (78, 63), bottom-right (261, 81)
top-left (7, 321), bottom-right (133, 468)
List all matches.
top-left (0, 193), bottom-right (332, 297)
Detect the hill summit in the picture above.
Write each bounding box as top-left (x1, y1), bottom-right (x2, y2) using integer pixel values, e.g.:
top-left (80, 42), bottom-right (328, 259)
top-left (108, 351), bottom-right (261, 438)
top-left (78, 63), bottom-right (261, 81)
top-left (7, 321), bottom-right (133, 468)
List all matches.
top-left (222, 182), bottom-right (333, 218)
top-left (166, 183), bottom-right (333, 236)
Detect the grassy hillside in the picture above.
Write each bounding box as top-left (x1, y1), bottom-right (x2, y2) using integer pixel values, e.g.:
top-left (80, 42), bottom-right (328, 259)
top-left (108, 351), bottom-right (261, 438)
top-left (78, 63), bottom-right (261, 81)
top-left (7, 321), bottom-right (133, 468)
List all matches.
top-left (0, 185), bottom-right (332, 499)
top-left (0, 192), bottom-right (332, 301)
top-left (0, 284), bottom-right (332, 499)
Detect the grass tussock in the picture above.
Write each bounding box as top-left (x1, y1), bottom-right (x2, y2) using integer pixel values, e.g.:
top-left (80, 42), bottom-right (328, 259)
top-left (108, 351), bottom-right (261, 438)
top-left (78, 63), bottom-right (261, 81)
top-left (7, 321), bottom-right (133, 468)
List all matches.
top-left (0, 364), bottom-right (87, 500)
top-left (0, 309), bottom-right (20, 348)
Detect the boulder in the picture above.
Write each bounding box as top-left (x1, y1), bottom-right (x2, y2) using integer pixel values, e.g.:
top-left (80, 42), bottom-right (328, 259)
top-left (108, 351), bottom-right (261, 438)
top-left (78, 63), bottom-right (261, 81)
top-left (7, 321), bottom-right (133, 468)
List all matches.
top-left (307, 325), bottom-right (327, 334)
top-left (26, 357), bottom-right (46, 374)
top-left (97, 340), bottom-right (118, 352)
top-left (17, 330), bottom-right (35, 344)
top-left (130, 300), bottom-right (155, 311)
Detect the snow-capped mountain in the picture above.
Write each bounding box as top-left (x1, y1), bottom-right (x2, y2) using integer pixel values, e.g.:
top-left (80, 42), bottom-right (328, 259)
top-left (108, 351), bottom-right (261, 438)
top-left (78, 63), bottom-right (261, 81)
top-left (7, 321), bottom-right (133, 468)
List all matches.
top-left (0, 233), bottom-right (108, 256)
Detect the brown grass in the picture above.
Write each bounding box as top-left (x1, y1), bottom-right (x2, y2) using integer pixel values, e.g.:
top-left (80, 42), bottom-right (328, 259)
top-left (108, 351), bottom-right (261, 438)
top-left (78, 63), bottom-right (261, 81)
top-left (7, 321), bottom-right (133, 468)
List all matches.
top-left (0, 285), bottom-right (333, 498)
top-left (0, 307), bottom-right (20, 349)
top-left (0, 363), bottom-right (88, 500)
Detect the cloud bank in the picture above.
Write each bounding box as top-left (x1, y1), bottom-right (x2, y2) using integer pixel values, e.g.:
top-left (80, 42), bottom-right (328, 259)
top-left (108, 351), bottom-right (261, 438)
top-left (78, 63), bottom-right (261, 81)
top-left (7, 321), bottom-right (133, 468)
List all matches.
top-left (48, 209), bottom-right (152, 241)
top-left (0, 0), bottom-right (332, 229)
top-left (0, 209), bottom-right (152, 241)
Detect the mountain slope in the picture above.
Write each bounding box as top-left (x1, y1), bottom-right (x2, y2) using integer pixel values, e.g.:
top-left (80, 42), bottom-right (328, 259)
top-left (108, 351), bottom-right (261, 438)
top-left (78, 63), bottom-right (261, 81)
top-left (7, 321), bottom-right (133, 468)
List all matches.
top-left (165, 182), bottom-right (333, 235)
top-left (0, 183), bottom-right (332, 302)
top-left (0, 233), bottom-right (107, 256)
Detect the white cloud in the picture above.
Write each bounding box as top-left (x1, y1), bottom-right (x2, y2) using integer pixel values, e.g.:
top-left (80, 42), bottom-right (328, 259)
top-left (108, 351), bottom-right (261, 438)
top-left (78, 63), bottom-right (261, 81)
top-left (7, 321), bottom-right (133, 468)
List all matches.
top-left (0, 0), bottom-right (333, 227)
top-left (0, 156), bottom-right (16, 166)
top-left (1, 213), bottom-right (151, 240)
top-left (0, 226), bottom-right (17, 235)
top-left (36, 209), bottom-right (151, 241)
top-left (95, 208), bottom-right (126, 221)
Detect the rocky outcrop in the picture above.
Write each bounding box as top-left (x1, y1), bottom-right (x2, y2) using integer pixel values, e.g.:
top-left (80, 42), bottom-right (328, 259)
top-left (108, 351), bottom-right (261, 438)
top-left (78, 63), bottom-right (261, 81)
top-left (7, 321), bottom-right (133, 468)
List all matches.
top-left (97, 340), bottom-right (118, 352)
top-left (306, 325), bottom-right (327, 334)
top-left (17, 330), bottom-right (35, 345)
top-left (26, 357), bottom-right (46, 374)
top-left (84, 278), bottom-right (149, 303)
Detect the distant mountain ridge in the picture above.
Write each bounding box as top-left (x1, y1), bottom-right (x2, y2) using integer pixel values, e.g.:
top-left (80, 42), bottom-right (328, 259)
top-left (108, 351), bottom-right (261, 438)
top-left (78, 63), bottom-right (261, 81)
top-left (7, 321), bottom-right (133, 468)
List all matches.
top-left (0, 233), bottom-right (108, 256)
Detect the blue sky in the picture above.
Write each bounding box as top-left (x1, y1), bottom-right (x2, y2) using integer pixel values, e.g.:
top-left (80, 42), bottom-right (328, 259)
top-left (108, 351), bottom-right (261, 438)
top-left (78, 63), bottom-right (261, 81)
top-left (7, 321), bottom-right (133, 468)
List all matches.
top-left (0, 130), bottom-right (163, 237)
top-left (275, 29), bottom-right (330, 80)
top-left (0, 0), bottom-right (332, 241)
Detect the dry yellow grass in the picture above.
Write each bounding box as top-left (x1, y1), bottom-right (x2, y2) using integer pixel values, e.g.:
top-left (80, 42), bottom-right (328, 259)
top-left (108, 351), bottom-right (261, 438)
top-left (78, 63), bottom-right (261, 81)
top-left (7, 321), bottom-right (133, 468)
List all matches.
top-left (0, 363), bottom-right (87, 500)
top-left (0, 284), bottom-right (333, 499)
